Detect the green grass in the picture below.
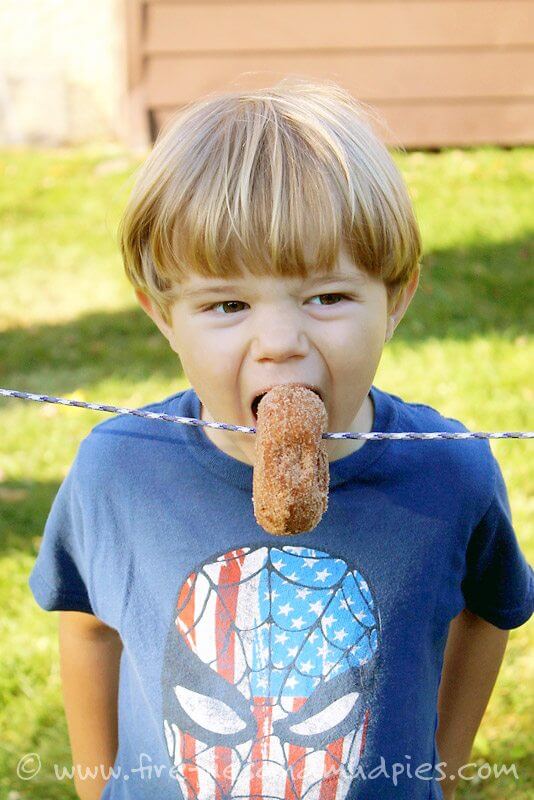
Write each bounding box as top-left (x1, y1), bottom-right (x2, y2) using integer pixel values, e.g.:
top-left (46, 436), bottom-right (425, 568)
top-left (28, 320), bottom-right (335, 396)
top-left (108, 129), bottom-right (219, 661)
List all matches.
top-left (0, 144), bottom-right (533, 799)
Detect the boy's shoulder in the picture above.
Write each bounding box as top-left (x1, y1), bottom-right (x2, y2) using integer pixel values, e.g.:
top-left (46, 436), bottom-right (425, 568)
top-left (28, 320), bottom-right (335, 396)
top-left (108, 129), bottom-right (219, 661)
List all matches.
top-left (73, 388), bottom-right (190, 480)
top-left (383, 388), bottom-right (499, 516)
top-left (387, 387), bottom-right (483, 438)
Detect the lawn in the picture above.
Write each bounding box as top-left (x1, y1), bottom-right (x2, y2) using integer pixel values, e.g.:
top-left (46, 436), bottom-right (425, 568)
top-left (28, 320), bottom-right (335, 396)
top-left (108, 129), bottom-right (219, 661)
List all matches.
top-left (0, 144), bottom-right (533, 799)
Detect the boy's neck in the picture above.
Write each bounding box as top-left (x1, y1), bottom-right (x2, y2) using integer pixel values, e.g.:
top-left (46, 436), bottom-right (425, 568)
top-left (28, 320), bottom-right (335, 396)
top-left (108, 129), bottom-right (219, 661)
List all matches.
top-left (198, 391), bottom-right (375, 466)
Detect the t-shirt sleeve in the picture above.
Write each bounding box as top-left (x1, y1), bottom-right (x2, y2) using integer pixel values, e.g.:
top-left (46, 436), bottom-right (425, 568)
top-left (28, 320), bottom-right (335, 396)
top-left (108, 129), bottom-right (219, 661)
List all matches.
top-left (28, 451), bottom-right (95, 614)
top-left (461, 455), bottom-right (534, 630)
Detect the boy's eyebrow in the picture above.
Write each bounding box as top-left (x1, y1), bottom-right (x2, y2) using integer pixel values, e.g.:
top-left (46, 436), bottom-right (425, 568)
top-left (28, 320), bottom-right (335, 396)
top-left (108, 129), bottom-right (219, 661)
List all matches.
top-left (181, 271), bottom-right (365, 298)
top-left (181, 284), bottom-right (249, 298)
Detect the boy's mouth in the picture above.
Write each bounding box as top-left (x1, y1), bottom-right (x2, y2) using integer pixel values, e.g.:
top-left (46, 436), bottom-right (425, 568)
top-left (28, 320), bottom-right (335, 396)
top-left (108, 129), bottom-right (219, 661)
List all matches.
top-left (250, 384), bottom-right (324, 421)
top-left (251, 394), bottom-right (268, 421)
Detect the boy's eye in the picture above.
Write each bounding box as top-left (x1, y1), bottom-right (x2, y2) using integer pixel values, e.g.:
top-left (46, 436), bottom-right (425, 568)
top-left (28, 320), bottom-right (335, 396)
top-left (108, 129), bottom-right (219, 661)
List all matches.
top-left (205, 300), bottom-right (248, 314)
top-left (203, 294), bottom-right (348, 314)
top-left (308, 293), bottom-right (348, 306)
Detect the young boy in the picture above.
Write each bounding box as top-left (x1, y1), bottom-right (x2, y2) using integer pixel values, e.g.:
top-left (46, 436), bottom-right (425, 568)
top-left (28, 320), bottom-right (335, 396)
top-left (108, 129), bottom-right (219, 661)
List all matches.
top-left (29, 78), bottom-right (533, 800)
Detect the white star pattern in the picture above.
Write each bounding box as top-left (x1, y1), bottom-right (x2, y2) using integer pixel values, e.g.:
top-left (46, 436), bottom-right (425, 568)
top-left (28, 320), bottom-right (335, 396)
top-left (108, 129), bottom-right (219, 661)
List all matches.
top-left (274, 631), bottom-right (289, 645)
top-left (285, 674), bottom-right (299, 690)
top-left (316, 641), bottom-right (330, 658)
top-left (333, 628), bottom-right (348, 642)
top-left (278, 602), bottom-right (293, 616)
top-left (242, 547), bottom-right (379, 702)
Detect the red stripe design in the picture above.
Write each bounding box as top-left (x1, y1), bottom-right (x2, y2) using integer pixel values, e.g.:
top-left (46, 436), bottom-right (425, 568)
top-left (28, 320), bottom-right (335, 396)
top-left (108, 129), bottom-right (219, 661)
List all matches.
top-left (284, 697), bottom-right (307, 799)
top-left (176, 577), bottom-right (199, 797)
top-left (181, 733), bottom-right (200, 799)
top-left (250, 698), bottom-right (272, 797)
top-left (360, 708), bottom-right (370, 756)
top-left (215, 550), bottom-right (246, 798)
top-left (319, 736), bottom-right (344, 800)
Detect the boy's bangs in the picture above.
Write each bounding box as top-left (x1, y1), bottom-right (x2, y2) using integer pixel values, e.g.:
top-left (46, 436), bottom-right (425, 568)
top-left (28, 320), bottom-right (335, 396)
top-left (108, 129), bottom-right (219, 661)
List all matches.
top-left (152, 116), bottom-right (349, 288)
top-left (163, 173), bottom-right (341, 279)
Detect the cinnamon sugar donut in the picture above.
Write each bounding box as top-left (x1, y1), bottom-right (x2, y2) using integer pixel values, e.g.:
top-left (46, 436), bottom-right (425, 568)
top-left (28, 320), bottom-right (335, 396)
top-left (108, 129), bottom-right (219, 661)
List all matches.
top-left (252, 384), bottom-right (329, 535)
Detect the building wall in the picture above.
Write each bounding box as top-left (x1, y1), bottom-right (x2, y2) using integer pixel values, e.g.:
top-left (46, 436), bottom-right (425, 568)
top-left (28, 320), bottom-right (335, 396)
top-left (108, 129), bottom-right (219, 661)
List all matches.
top-left (137, 0), bottom-right (534, 149)
top-left (0, 0), bottom-right (126, 145)
top-left (1, 1), bottom-right (533, 148)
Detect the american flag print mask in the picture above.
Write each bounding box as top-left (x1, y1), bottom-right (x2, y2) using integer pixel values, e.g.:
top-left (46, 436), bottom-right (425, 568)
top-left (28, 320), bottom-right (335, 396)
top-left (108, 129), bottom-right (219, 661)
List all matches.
top-left (162, 545), bottom-right (381, 799)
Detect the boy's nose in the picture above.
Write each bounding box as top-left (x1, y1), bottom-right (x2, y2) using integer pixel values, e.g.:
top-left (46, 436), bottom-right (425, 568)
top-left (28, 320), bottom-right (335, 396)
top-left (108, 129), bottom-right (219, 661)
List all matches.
top-left (252, 326), bottom-right (309, 361)
top-left (251, 320), bottom-right (308, 361)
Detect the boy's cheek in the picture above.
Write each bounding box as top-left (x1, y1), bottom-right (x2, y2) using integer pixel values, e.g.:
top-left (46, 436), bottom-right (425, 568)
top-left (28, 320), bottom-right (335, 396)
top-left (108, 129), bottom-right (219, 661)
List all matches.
top-left (174, 351), bottom-right (235, 406)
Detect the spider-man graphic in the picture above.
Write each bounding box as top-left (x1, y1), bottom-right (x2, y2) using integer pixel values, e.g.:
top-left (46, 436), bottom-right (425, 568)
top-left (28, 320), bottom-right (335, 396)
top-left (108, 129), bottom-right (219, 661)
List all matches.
top-left (162, 545), bottom-right (381, 799)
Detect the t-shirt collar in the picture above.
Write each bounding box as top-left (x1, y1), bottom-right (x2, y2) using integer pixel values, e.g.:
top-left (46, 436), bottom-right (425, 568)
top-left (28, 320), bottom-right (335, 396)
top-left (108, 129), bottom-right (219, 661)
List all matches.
top-left (173, 385), bottom-right (398, 491)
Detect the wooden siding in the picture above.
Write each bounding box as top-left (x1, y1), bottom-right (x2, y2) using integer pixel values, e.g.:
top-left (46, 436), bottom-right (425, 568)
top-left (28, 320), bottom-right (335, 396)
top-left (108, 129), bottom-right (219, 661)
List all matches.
top-left (126, 0), bottom-right (534, 148)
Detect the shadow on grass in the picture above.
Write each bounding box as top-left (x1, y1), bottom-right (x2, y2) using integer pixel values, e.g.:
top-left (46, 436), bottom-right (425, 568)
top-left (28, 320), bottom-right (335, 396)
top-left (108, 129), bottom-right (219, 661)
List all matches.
top-left (1, 479), bottom-right (63, 560)
top-left (0, 304), bottom-right (183, 393)
top-left (0, 237), bottom-right (533, 397)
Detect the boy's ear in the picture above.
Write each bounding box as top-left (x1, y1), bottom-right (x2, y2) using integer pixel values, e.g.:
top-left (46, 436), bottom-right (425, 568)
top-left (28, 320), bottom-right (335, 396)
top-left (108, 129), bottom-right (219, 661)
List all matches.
top-left (386, 265), bottom-right (420, 339)
top-left (135, 289), bottom-right (172, 341)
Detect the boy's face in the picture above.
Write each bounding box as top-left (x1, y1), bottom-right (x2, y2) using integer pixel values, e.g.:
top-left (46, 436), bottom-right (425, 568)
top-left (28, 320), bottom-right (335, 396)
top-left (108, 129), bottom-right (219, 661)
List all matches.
top-left (136, 246), bottom-right (418, 466)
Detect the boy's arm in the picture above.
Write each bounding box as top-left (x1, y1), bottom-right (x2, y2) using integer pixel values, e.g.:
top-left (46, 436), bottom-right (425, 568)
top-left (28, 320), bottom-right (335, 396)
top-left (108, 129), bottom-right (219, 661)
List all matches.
top-left (435, 608), bottom-right (510, 800)
top-left (59, 611), bottom-right (123, 800)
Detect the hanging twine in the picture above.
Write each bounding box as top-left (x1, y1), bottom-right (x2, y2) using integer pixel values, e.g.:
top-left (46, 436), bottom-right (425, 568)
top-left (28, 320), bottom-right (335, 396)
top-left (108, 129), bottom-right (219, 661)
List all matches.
top-left (1, 388), bottom-right (532, 440)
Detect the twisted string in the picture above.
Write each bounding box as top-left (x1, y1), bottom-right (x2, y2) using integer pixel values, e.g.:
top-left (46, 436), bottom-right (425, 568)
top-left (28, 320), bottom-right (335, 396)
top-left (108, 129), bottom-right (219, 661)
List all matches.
top-left (1, 388), bottom-right (532, 441)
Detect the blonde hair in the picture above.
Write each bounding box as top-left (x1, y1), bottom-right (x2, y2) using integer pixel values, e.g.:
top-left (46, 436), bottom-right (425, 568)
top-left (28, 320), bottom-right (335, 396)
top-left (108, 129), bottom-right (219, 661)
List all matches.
top-left (119, 77), bottom-right (422, 325)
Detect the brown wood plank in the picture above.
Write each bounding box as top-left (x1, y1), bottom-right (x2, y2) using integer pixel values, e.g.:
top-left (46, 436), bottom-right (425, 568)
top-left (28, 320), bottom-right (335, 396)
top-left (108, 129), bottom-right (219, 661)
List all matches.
top-left (154, 99), bottom-right (534, 148)
top-left (145, 1), bottom-right (534, 52)
top-left (380, 100), bottom-right (534, 146)
top-left (124, 0), bottom-right (151, 148)
top-left (145, 51), bottom-right (534, 105)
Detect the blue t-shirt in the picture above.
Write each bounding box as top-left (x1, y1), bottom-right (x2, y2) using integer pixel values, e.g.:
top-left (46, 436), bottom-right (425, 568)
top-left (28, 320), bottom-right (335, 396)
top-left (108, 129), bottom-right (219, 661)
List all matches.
top-left (28, 385), bottom-right (534, 800)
